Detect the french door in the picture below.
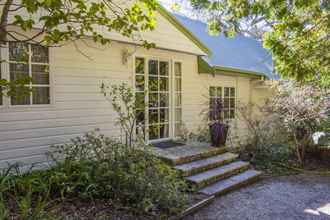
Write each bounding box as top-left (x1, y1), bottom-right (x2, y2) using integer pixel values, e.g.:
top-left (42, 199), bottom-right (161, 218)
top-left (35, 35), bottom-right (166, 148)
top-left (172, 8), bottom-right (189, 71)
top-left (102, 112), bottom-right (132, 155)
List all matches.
top-left (134, 57), bottom-right (182, 142)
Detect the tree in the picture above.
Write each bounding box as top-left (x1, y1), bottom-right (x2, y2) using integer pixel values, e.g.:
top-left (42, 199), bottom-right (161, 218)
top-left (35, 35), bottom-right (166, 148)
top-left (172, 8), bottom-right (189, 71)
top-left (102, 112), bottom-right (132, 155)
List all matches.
top-left (189, 0), bottom-right (330, 86)
top-left (0, 0), bottom-right (157, 96)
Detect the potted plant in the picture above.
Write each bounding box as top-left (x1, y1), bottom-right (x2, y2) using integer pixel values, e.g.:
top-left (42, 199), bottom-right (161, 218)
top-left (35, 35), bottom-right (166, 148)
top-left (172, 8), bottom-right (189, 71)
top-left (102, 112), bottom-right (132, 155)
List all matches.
top-left (209, 98), bottom-right (229, 147)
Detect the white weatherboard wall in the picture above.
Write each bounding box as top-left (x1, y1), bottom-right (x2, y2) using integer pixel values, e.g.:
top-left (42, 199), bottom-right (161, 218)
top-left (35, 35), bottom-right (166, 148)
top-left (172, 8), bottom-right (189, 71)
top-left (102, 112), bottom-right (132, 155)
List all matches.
top-left (0, 39), bottom-right (201, 167)
top-left (0, 38), bottom-right (261, 167)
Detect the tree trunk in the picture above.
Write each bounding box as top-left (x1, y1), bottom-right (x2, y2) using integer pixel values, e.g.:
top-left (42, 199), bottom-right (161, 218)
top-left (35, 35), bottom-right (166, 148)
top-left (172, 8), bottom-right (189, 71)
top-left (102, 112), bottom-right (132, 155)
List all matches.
top-left (0, 0), bottom-right (13, 44)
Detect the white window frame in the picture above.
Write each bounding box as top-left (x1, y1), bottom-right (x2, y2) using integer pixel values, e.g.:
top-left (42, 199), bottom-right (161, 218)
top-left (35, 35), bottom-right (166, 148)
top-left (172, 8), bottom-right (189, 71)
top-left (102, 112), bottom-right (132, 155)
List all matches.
top-left (133, 55), bottom-right (176, 143)
top-left (0, 42), bottom-right (53, 109)
top-left (209, 86), bottom-right (236, 120)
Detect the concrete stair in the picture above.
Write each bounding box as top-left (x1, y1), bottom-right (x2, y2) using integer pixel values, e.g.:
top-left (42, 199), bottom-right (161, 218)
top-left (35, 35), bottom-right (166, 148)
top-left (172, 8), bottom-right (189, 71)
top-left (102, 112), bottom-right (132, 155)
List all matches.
top-left (186, 161), bottom-right (251, 189)
top-left (199, 169), bottom-right (262, 196)
top-left (174, 152), bottom-right (238, 177)
top-left (155, 144), bottom-right (261, 197)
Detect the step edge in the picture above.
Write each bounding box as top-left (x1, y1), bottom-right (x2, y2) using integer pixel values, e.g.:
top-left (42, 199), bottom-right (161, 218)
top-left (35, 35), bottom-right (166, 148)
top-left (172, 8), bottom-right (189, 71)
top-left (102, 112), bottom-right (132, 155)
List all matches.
top-left (198, 170), bottom-right (262, 195)
top-left (187, 162), bottom-right (251, 187)
top-left (177, 155), bottom-right (239, 177)
top-left (172, 147), bottom-right (227, 165)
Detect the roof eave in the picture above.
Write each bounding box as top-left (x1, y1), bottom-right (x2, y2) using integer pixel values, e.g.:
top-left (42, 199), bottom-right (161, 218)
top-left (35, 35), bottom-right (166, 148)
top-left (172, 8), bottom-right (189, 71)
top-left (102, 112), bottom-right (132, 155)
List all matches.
top-left (198, 56), bottom-right (267, 79)
top-left (156, 4), bottom-right (212, 56)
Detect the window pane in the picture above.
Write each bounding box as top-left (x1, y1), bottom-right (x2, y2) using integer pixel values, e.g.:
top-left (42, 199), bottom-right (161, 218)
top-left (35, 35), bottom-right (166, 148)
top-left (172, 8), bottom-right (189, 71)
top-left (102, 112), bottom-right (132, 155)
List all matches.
top-left (149, 93), bottom-right (158, 108)
top-left (230, 88), bottom-right (235, 97)
top-left (159, 61), bottom-right (169, 76)
top-left (230, 110), bottom-right (235, 119)
top-left (209, 87), bottom-right (216, 97)
top-left (9, 42), bottom-right (28, 62)
top-left (217, 87), bottom-right (222, 97)
top-left (159, 77), bottom-right (169, 91)
top-left (135, 92), bottom-right (145, 109)
top-left (148, 76), bottom-right (158, 92)
top-left (10, 63), bottom-right (29, 81)
top-left (175, 78), bottom-right (181, 91)
top-left (135, 57), bottom-right (144, 74)
top-left (135, 75), bottom-right (144, 91)
top-left (230, 98), bottom-right (235, 108)
top-left (174, 62), bottom-right (182, 77)
top-left (149, 125), bottom-right (159, 140)
top-left (0, 66), bottom-right (2, 105)
top-left (31, 45), bottom-right (49, 63)
top-left (160, 124), bottom-right (169, 138)
top-left (149, 109), bottom-right (158, 124)
top-left (175, 93), bottom-right (181, 107)
top-left (175, 108), bottom-right (182, 122)
top-left (224, 110), bottom-right (229, 119)
top-left (32, 65), bottom-right (49, 85)
top-left (224, 87), bottom-right (230, 97)
top-left (160, 108), bottom-right (169, 123)
top-left (11, 92), bottom-right (30, 105)
top-left (159, 93), bottom-right (169, 107)
top-left (148, 60), bottom-right (158, 75)
top-left (32, 87), bottom-right (50, 104)
top-left (136, 109), bottom-right (145, 126)
top-left (224, 98), bottom-right (230, 108)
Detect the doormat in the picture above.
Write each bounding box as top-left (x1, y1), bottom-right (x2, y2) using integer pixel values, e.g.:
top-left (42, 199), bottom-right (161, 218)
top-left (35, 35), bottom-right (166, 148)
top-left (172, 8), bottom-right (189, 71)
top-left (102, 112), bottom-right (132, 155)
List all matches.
top-left (152, 140), bottom-right (185, 149)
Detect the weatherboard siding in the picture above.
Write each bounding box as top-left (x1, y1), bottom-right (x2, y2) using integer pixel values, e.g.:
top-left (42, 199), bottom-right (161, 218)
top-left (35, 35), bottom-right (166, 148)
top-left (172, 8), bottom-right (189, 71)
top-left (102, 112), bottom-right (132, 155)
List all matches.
top-left (0, 38), bottom-right (263, 167)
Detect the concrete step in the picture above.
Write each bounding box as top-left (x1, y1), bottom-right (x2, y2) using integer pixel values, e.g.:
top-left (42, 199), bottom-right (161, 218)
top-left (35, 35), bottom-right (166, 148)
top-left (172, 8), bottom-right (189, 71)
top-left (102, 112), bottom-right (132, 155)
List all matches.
top-left (186, 161), bottom-right (250, 188)
top-left (175, 153), bottom-right (238, 177)
top-left (154, 145), bottom-right (227, 165)
top-left (199, 169), bottom-right (262, 196)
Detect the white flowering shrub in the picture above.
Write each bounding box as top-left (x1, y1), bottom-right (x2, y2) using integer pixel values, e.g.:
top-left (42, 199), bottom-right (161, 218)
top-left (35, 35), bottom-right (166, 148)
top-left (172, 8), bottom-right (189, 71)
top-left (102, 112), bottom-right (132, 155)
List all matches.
top-left (266, 81), bottom-right (330, 163)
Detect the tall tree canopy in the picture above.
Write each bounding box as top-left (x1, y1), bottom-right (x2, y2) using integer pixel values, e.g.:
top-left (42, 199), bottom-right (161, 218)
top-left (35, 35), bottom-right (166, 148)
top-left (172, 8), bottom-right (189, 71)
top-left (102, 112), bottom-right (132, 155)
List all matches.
top-left (189, 0), bottom-right (330, 86)
top-left (0, 0), bottom-right (157, 96)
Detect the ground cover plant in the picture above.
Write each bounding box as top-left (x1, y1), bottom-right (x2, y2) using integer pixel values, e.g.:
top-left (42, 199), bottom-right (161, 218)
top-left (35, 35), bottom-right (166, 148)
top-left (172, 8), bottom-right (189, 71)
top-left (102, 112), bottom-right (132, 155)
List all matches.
top-left (0, 130), bottom-right (188, 219)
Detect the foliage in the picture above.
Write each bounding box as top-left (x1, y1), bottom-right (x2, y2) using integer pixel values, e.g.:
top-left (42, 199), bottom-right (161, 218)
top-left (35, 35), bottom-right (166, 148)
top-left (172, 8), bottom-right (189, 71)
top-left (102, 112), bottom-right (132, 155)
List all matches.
top-left (265, 81), bottom-right (330, 163)
top-left (0, 0), bottom-right (157, 47)
top-left (0, 131), bottom-right (187, 219)
top-left (189, 0), bottom-right (330, 86)
top-left (0, 76), bottom-right (32, 98)
top-left (101, 83), bottom-right (145, 147)
top-left (235, 102), bottom-right (294, 174)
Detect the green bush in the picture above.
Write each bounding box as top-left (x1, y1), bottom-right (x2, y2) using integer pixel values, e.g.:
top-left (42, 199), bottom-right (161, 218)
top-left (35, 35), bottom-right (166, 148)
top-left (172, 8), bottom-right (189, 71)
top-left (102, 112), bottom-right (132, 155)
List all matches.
top-left (0, 131), bottom-right (188, 219)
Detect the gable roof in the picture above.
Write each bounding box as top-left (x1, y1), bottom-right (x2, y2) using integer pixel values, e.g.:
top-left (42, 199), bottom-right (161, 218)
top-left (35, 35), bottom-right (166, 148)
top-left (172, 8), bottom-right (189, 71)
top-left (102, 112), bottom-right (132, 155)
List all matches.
top-left (156, 4), bottom-right (211, 56)
top-left (173, 13), bottom-right (276, 79)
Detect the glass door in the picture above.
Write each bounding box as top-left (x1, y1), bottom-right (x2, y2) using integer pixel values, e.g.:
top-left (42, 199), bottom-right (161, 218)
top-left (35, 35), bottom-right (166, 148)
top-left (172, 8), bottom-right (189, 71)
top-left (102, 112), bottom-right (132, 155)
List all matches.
top-left (135, 57), bottom-right (170, 141)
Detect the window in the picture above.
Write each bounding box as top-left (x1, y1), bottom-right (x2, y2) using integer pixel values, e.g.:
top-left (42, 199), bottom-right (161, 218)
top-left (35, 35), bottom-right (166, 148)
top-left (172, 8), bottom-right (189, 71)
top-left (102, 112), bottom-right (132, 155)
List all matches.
top-left (209, 86), bottom-right (236, 120)
top-left (9, 42), bottom-right (50, 105)
top-left (135, 57), bottom-right (173, 141)
top-left (174, 62), bottom-right (182, 136)
top-left (0, 63), bottom-right (2, 106)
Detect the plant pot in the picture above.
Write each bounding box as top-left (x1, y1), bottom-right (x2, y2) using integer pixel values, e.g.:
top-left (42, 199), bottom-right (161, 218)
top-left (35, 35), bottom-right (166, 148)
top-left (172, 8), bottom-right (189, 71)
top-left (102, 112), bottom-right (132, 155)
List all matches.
top-left (209, 122), bottom-right (229, 147)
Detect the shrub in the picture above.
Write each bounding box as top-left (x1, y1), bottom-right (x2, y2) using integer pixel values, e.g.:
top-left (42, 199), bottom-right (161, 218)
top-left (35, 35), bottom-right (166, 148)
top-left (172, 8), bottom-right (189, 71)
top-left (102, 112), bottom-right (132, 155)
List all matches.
top-left (265, 81), bottom-right (330, 163)
top-left (0, 131), bottom-right (188, 219)
top-left (235, 102), bottom-right (294, 172)
top-left (49, 130), bottom-right (188, 216)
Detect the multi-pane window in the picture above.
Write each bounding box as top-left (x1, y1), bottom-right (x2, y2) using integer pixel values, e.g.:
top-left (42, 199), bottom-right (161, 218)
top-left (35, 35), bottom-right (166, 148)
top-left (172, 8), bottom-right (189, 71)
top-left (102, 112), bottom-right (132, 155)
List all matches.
top-left (0, 63), bottom-right (2, 106)
top-left (9, 42), bottom-right (50, 105)
top-left (174, 62), bottom-right (182, 136)
top-left (209, 86), bottom-right (236, 120)
top-left (135, 57), bottom-right (170, 140)
top-left (135, 57), bottom-right (146, 137)
top-left (148, 59), bottom-right (170, 140)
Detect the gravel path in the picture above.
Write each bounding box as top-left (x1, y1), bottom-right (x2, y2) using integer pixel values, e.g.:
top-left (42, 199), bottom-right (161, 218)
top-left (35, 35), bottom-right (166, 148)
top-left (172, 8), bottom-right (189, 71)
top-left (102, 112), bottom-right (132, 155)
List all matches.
top-left (185, 174), bottom-right (330, 220)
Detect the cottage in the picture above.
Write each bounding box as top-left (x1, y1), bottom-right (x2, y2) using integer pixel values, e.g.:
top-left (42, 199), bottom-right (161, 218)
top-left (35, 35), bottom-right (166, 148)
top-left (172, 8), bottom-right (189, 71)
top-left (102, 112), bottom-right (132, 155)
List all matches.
top-left (0, 5), bottom-right (273, 167)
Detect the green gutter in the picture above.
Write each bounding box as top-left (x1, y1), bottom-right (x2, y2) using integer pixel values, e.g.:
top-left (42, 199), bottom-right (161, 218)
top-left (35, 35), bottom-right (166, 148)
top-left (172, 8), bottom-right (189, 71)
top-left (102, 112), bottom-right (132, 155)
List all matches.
top-left (156, 4), bottom-right (212, 56)
top-left (198, 56), bottom-right (267, 79)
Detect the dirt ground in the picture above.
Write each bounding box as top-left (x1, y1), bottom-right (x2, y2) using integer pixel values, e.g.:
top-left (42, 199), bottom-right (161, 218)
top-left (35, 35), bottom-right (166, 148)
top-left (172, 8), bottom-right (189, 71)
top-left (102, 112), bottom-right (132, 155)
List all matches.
top-left (185, 174), bottom-right (330, 220)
